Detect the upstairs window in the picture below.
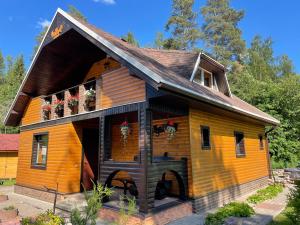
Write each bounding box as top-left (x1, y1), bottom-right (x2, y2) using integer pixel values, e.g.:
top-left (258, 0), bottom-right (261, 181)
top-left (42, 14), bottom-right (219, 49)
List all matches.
top-left (31, 133), bottom-right (48, 168)
top-left (234, 131), bottom-right (245, 157)
top-left (259, 134), bottom-right (264, 150)
top-left (201, 126), bottom-right (211, 150)
top-left (193, 67), bottom-right (214, 89)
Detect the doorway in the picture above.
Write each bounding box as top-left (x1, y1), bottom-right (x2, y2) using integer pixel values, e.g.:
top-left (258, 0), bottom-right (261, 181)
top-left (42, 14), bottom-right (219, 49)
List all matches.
top-left (81, 128), bottom-right (99, 191)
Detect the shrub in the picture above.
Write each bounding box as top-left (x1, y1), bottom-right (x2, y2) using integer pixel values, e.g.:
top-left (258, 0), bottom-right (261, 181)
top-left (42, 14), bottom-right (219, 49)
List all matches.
top-left (204, 202), bottom-right (254, 225)
top-left (113, 195), bottom-right (138, 225)
top-left (3, 205), bottom-right (15, 210)
top-left (247, 184), bottom-right (283, 204)
top-left (70, 181), bottom-right (113, 225)
top-left (21, 210), bottom-right (64, 225)
top-left (285, 181), bottom-right (300, 224)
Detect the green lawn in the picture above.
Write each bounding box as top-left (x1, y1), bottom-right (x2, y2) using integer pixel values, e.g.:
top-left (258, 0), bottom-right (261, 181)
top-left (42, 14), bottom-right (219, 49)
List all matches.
top-left (269, 207), bottom-right (294, 225)
top-left (0, 179), bottom-right (16, 186)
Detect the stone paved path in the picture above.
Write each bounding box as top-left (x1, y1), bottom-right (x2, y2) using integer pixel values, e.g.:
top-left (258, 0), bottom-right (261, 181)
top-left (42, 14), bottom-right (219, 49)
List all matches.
top-left (168, 186), bottom-right (291, 225)
top-left (0, 185), bottom-right (52, 223)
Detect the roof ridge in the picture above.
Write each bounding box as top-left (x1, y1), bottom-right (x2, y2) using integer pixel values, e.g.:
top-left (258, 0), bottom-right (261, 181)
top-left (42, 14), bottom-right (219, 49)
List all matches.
top-left (141, 47), bottom-right (197, 54)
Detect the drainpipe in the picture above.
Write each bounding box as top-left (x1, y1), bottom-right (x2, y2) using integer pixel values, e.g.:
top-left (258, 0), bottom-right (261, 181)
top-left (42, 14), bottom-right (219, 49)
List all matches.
top-left (265, 126), bottom-right (276, 180)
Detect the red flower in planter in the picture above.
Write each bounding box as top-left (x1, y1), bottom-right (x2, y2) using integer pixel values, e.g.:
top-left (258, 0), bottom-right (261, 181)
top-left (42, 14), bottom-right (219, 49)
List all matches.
top-left (42, 104), bottom-right (51, 112)
top-left (67, 95), bottom-right (79, 108)
top-left (167, 120), bottom-right (175, 126)
top-left (120, 121), bottom-right (130, 146)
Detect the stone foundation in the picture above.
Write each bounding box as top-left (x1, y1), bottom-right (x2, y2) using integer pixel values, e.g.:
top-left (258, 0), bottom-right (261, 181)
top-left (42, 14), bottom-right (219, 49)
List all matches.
top-left (99, 202), bottom-right (193, 225)
top-left (14, 185), bottom-right (65, 203)
top-left (192, 176), bottom-right (269, 213)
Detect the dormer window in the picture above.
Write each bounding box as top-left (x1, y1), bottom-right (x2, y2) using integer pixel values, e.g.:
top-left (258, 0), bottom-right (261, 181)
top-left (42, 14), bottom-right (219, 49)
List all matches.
top-left (193, 67), bottom-right (214, 89)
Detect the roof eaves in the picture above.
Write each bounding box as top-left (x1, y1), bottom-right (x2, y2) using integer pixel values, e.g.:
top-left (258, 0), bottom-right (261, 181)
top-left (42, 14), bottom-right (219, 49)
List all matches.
top-left (160, 80), bottom-right (279, 125)
top-left (3, 10), bottom-right (60, 126)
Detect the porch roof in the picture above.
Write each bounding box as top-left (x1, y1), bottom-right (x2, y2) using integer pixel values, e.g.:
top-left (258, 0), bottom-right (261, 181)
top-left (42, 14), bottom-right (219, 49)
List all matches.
top-left (4, 8), bottom-right (279, 127)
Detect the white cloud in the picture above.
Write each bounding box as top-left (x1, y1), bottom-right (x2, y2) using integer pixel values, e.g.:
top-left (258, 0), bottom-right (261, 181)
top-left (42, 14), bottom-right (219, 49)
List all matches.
top-left (93, 0), bottom-right (116, 5)
top-left (37, 19), bottom-right (51, 28)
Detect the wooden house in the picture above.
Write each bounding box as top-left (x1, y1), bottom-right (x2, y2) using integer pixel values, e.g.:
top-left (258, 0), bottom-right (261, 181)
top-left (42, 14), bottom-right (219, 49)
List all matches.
top-left (0, 134), bottom-right (19, 179)
top-left (4, 8), bottom-right (279, 218)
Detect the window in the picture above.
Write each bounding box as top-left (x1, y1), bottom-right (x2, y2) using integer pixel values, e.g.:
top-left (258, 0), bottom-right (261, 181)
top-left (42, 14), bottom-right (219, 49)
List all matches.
top-left (234, 131), bottom-right (245, 156)
top-left (204, 71), bottom-right (212, 87)
top-left (31, 133), bottom-right (48, 168)
top-left (259, 134), bottom-right (264, 150)
top-left (201, 126), bottom-right (211, 149)
top-left (193, 68), bottom-right (213, 88)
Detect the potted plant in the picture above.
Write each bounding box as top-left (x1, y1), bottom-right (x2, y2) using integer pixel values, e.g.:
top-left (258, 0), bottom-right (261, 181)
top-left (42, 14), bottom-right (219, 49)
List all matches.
top-left (165, 120), bottom-right (177, 141)
top-left (0, 205), bottom-right (18, 221)
top-left (67, 95), bottom-right (79, 114)
top-left (84, 88), bottom-right (96, 110)
top-left (54, 99), bottom-right (64, 117)
top-left (42, 101), bottom-right (51, 120)
top-left (120, 121), bottom-right (130, 146)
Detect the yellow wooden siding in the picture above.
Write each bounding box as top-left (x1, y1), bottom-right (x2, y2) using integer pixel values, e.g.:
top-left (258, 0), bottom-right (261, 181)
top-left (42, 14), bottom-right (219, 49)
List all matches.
top-left (84, 58), bottom-right (121, 82)
top-left (0, 152), bottom-right (18, 179)
top-left (21, 98), bottom-right (42, 126)
top-left (101, 67), bottom-right (146, 109)
top-left (16, 123), bottom-right (82, 193)
top-left (111, 123), bottom-right (139, 162)
top-left (189, 107), bottom-right (269, 198)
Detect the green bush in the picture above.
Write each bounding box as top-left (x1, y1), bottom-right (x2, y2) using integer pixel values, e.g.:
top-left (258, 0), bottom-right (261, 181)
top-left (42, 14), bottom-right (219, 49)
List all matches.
top-left (247, 184), bottom-right (283, 204)
top-left (285, 181), bottom-right (300, 224)
top-left (204, 202), bottom-right (255, 225)
top-left (70, 181), bottom-right (113, 225)
top-left (21, 210), bottom-right (64, 225)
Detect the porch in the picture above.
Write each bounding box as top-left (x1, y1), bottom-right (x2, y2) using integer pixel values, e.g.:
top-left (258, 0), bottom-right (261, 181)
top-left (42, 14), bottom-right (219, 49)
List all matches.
top-left (75, 101), bottom-right (189, 213)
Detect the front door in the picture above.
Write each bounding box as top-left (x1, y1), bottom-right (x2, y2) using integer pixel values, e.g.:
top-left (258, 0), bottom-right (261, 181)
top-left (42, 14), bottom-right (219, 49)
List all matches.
top-left (81, 128), bottom-right (99, 191)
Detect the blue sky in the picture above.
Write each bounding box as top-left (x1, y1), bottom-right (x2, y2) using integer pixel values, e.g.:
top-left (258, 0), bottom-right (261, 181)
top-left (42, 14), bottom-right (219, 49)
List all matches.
top-left (0, 0), bottom-right (299, 72)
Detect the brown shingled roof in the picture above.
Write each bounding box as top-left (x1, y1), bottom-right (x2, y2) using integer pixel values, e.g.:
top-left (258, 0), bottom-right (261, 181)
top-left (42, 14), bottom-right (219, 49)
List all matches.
top-left (4, 9), bottom-right (279, 126)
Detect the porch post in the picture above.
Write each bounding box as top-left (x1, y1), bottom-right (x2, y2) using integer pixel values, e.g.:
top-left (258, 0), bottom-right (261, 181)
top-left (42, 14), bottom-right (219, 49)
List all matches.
top-left (138, 103), bottom-right (152, 213)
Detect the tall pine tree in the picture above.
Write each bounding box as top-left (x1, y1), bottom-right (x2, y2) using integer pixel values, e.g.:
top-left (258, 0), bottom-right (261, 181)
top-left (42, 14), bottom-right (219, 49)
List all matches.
top-left (201, 0), bottom-right (246, 67)
top-left (121, 32), bottom-right (139, 47)
top-left (165, 0), bottom-right (200, 50)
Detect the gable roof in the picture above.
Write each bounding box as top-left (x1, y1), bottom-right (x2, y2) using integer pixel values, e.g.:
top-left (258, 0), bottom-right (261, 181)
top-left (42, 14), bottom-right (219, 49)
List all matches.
top-left (0, 134), bottom-right (19, 152)
top-left (4, 8), bottom-right (279, 126)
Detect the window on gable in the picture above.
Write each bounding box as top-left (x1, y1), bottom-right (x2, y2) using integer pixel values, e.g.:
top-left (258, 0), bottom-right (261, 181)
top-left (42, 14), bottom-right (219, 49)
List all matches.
top-left (204, 71), bottom-right (212, 87)
top-left (259, 134), bottom-right (264, 150)
top-left (234, 131), bottom-right (245, 157)
top-left (193, 68), bottom-right (214, 89)
top-left (31, 133), bottom-right (48, 168)
top-left (201, 126), bottom-right (211, 150)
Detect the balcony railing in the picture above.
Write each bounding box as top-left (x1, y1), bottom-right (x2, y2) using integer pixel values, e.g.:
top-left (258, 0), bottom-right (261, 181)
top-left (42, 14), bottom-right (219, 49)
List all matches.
top-left (41, 78), bottom-right (101, 121)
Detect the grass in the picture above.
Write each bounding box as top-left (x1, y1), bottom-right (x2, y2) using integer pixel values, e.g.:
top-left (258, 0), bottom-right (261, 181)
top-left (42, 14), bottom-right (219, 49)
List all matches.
top-left (0, 179), bottom-right (16, 186)
top-left (204, 202), bottom-right (255, 225)
top-left (247, 184), bottom-right (284, 204)
top-left (3, 205), bottom-right (15, 210)
top-left (268, 207), bottom-right (294, 225)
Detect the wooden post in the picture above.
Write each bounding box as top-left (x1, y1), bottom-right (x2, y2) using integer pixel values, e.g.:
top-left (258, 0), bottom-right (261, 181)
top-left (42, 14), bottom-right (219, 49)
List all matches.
top-left (265, 134), bottom-right (272, 179)
top-left (138, 103), bottom-right (152, 213)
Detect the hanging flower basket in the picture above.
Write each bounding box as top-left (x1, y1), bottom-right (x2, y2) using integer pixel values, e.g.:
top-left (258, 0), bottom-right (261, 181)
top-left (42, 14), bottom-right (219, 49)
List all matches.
top-left (165, 120), bottom-right (177, 141)
top-left (67, 95), bottom-right (79, 108)
top-left (54, 99), bottom-right (64, 116)
top-left (84, 88), bottom-right (96, 109)
top-left (120, 121), bottom-right (130, 146)
top-left (42, 101), bottom-right (51, 120)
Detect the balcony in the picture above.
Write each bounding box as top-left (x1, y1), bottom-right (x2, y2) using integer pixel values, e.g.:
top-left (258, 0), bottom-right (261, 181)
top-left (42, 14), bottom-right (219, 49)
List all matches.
top-left (41, 79), bottom-right (101, 121)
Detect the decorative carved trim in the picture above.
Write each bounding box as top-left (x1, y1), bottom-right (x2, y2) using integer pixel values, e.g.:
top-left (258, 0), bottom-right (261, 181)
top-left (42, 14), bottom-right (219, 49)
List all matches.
top-left (51, 24), bottom-right (64, 39)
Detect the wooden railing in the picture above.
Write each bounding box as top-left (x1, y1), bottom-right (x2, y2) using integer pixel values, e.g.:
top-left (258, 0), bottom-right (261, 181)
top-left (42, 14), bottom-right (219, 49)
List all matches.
top-left (40, 78), bottom-right (101, 121)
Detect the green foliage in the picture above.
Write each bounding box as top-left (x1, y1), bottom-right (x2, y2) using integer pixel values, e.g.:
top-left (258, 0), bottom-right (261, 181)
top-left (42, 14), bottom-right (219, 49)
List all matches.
top-left (21, 210), bottom-right (64, 225)
top-left (247, 184), bottom-right (284, 204)
top-left (113, 195), bottom-right (138, 225)
top-left (164, 0), bottom-right (200, 50)
top-left (201, 0), bottom-right (246, 67)
top-left (269, 206), bottom-right (294, 225)
top-left (70, 182), bottom-right (113, 225)
top-left (122, 32), bottom-right (140, 47)
top-left (0, 179), bottom-right (16, 186)
top-left (3, 205), bottom-right (15, 210)
top-left (68, 5), bottom-right (87, 22)
top-left (204, 202), bottom-right (255, 225)
top-left (285, 181), bottom-right (300, 223)
top-left (0, 55), bottom-right (25, 134)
